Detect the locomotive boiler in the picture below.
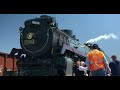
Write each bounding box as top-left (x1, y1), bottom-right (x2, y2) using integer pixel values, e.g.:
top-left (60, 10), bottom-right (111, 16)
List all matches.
top-left (20, 15), bottom-right (71, 57)
top-left (10, 15), bottom-right (93, 76)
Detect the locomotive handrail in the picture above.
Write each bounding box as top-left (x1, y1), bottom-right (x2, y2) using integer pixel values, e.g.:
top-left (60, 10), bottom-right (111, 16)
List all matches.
top-left (61, 44), bottom-right (87, 57)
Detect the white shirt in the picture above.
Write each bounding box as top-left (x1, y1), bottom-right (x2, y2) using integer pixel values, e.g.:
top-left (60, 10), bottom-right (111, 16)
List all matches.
top-left (78, 66), bottom-right (88, 76)
top-left (79, 66), bottom-right (88, 71)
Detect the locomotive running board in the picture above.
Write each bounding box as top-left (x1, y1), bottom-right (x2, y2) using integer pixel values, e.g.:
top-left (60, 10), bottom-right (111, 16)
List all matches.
top-left (61, 44), bottom-right (87, 57)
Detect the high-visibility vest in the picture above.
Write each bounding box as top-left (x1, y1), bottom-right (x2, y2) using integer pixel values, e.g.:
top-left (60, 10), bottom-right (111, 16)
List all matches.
top-left (87, 49), bottom-right (106, 71)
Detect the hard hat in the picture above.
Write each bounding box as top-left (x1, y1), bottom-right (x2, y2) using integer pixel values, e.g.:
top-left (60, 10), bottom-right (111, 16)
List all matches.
top-left (92, 44), bottom-right (99, 49)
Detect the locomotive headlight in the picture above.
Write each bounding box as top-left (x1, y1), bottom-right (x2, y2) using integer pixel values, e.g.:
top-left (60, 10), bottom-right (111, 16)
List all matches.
top-left (31, 21), bottom-right (40, 25)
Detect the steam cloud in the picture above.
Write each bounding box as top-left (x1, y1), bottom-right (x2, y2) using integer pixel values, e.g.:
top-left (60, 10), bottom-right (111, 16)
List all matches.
top-left (86, 33), bottom-right (119, 43)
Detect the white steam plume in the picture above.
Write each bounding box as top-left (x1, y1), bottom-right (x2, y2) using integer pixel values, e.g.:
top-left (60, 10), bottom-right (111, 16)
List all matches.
top-left (86, 33), bottom-right (119, 43)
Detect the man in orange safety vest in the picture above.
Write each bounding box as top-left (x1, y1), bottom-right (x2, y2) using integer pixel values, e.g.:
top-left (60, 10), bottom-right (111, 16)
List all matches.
top-left (86, 44), bottom-right (111, 76)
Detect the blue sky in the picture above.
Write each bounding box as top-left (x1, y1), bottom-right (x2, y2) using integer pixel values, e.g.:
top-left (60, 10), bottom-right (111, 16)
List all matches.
top-left (0, 14), bottom-right (120, 60)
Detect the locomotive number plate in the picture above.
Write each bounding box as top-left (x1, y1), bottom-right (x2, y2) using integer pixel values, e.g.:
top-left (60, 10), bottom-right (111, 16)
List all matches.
top-left (24, 39), bottom-right (35, 45)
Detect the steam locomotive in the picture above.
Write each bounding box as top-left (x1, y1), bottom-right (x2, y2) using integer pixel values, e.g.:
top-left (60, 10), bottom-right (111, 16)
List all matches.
top-left (10, 15), bottom-right (109, 76)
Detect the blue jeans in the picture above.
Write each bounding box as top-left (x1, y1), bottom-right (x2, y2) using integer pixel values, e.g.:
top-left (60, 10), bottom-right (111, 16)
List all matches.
top-left (91, 69), bottom-right (106, 76)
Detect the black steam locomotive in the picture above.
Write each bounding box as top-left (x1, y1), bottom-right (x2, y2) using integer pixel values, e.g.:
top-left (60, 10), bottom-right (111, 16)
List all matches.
top-left (10, 15), bottom-right (92, 76)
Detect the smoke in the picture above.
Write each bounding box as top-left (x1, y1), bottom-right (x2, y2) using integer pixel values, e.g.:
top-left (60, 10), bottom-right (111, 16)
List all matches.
top-left (86, 33), bottom-right (119, 43)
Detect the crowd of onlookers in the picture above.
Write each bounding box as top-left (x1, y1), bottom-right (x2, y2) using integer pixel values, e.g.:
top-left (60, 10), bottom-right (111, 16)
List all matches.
top-left (72, 55), bottom-right (120, 76)
top-left (72, 44), bottom-right (120, 76)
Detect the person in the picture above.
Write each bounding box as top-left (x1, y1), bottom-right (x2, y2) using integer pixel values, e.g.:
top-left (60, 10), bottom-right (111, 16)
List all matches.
top-left (109, 55), bottom-right (120, 76)
top-left (86, 44), bottom-right (111, 76)
top-left (72, 60), bottom-right (88, 76)
top-left (79, 61), bottom-right (88, 76)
